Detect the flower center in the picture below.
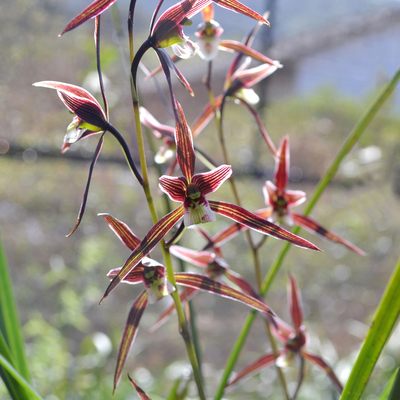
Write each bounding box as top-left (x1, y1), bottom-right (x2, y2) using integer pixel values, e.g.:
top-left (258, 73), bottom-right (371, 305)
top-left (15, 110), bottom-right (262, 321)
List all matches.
top-left (187, 183), bottom-right (201, 200)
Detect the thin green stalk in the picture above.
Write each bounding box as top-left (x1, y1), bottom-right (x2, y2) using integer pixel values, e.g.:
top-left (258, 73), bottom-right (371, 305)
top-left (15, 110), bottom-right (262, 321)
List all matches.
top-left (214, 65), bottom-right (400, 400)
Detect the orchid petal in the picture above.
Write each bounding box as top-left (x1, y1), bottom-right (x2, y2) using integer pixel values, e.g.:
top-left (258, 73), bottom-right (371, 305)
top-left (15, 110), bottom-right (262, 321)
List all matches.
top-left (202, 4), bottom-right (214, 22)
top-left (288, 274), bottom-right (303, 332)
top-left (100, 205), bottom-right (184, 303)
top-left (271, 316), bottom-right (296, 343)
top-left (174, 273), bottom-right (275, 322)
top-left (275, 135), bottom-right (290, 194)
top-left (224, 269), bottom-right (258, 298)
top-left (172, 40), bottom-right (199, 60)
top-left (183, 196), bottom-right (216, 226)
top-left (99, 213), bottom-right (141, 251)
top-left (113, 291), bottom-right (148, 393)
top-left (139, 107), bottom-right (175, 140)
top-left (302, 350), bottom-right (343, 393)
top-left (60, 0), bottom-right (117, 35)
top-left (263, 181), bottom-right (278, 207)
top-left (291, 213), bottom-right (366, 255)
top-left (107, 265), bottom-right (144, 285)
top-left (128, 376), bottom-right (152, 400)
top-left (284, 190), bottom-right (307, 207)
top-left (192, 165), bottom-right (232, 195)
top-left (159, 175), bottom-right (187, 202)
top-left (142, 264), bottom-right (175, 304)
top-left (227, 352), bottom-right (278, 386)
top-left (170, 245), bottom-right (215, 267)
top-left (66, 134), bottom-right (105, 237)
top-left (209, 201), bottom-right (321, 251)
top-left (175, 102), bottom-right (195, 181)
top-left (192, 95), bottom-right (223, 137)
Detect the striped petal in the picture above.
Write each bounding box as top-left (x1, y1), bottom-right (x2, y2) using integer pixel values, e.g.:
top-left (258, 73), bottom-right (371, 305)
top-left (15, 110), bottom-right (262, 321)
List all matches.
top-left (191, 95), bottom-right (223, 137)
top-left (288, 274), bottom-right (303, 332)
top-left (291, 213), bottom-right (366, 256)
top-left (113, 291), bottom-right (148, 393)
top-left (209, 201), bottom-right (321, 251)
top-left (100, 206), bottom-right (184, 303)
top-left (224, 269), bottom-right (258, 298)
top-left (170, 245), bottom-right (215, 267)
top-left (99, 213), bottom-right (141, 251)
top-left (159, 175), bottom-right (187, 202)
top-left (60, 0), bottom-right (117, 35)
top-left (174, 273), bottom-right (275, 323)
top-left (128, 376), bottom-right (153, 400)
top-left (275, 135), bottom-right (290, 194)
top-left (107, 265), bottom-right (144, 285)
top-left (192, 165), bottom-right (232, 195)
top-left (175, 102), bottom-right (195, 181)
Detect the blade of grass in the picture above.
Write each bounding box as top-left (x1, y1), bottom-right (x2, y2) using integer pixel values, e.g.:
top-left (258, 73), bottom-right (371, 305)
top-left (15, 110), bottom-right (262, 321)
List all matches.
top-left (0, 354), bottom-right (43, 400)
top-left (380, 368), bottom-right (399, 400)
top-left (214, 66), bottom-right (400, 400)
top-left (340, 256), bottom-right (400, 400)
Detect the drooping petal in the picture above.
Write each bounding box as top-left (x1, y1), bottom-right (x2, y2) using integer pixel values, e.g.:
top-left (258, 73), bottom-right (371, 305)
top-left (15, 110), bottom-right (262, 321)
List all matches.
top-left (128, 375), bottom-right (153, 400)
top-left (100, 205), bottom-right (184, 303)
top-left (66, 134), bottom-right (105, 237)
top-left (288, 274), bottom-right (303, 333)
top-left (99, 213), bottom-right (141, 251)
top-left (227, 352), bottom-right (279, 386)
top-left (275, 135), bottom-right (290, 194)
top-left (139, 107), bottom-right (175, 140)
top-left (174, 273), bottom-right (275, 323)
top-left (113, 291), bottom-right (148, 393)
top-left (301, 350), bottom-right (343, 393)
top-left (291, 213), bottom-right (366, 256)
top-left (192, 165), bottom-right (232, 195)
top-left (159, 175), bottom-right (187, 202)
top-left (175, 102), bottom-right (195, 181)
top-left (209, 201), bottom-right (321, 251)
top-left (60, 0), bottom-right (118, 35)
top-left (170, 245), bottom-right (215, 267)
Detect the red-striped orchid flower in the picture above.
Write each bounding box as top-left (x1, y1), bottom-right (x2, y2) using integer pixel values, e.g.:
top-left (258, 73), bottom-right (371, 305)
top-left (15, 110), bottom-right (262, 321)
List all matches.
top-left (228, 274), bottom-right (343, 396)
top-left (100, 213), bottom-right (279, 392)
top-left (100, 102), bottom-right (320, 302)
top-left (33, 81), bottom-right (143, 236)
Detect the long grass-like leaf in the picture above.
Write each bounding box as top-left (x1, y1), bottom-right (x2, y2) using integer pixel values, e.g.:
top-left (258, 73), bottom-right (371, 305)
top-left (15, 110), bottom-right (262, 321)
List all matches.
top-left (379, 368), bottom-right (398, 400)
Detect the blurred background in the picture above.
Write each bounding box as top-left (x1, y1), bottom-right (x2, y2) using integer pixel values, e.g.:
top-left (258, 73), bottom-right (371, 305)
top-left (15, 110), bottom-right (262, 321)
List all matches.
top-left (1, 0), bottom-right (400, 398)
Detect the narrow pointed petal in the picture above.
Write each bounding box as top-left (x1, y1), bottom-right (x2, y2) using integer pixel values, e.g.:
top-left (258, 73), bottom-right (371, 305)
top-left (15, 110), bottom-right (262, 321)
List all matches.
top-left (159, 175), bottom-right (187, 202)
top-left (175, 102), bottom-right (195, 181)
top-left (209, 201), bottom-right (321, 251)
top-left (202, 4), bottom-right (214, 21)
top-left (227, 352), bottom-right (278, 386)
top-left (61, 0), bottom-right (117, 35)
top-left (139, 107), bottom-right (175, 140)
top-left (149, 287), bottom-right (198, 332)
top-left (219, 40), bottom-right (281, 67)
top-left (107, 266), bottom-right (144, 285)
top-left (284, 190), bottom-right (307, 207)
top-left (288, 274), bottom-right (303, 332)
top-left (271, 316), bottom-right (295, 343)
top-left (174, 273), bottom-right (275, 322)
top-left (192, 95), bottom-right (223, 137)
top-left (192, 165), bottom-right (232, 195)
top-left (114, 291), bottom-right (148, 392)
top-left (128, 375), bottom-right (152, 400)
top-left (99, 213), bottom-right (141, 250)
top-left (100, 206), bottom-right (184, 303)
top-left (170, 245), bottom-right (215, 267)
top-left (302, 350), bottom-right (343, 393)
top-left (162, 52), bottom-right (195, 96)
top-left (224, 269), bottom-right (258, 298)
top-left (263, 181), bottom-right (278, 207)
top-left (66, 134), bottom-right (105, 237)
top-left (275, 135), bottom-right (290, 194)
top-left (291, 213), bottom-right (366, 255)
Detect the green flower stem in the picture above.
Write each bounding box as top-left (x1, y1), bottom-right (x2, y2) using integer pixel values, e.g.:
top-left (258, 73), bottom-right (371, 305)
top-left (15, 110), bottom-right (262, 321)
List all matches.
top-left (340, 255), bottom-right (400, 400)
top-left (214, 65), bottom-right (400, 400)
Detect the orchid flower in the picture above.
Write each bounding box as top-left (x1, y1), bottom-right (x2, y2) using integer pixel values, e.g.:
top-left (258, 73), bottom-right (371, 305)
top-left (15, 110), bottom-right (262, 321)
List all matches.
top-left (228, 274), bottom-right (343, 397)
top-left (207, 136), bottom-right (365, 255)
top-left (100, 213), bottom-right (279, 392)
top-left (100, 102), bottom-right (320, 302)
top-left (33, 81), bottom-right (143, 236)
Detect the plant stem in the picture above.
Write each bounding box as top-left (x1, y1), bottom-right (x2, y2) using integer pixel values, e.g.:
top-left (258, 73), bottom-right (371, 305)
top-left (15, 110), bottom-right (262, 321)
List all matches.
top-left (214, 64), bottom-right (400, 400)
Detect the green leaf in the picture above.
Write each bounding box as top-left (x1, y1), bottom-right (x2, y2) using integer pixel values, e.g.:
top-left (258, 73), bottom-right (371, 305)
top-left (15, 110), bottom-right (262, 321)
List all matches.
top-left (0, 354), bottom-right (43, 400)
top-left (379, 368), bottom-right (399, 400)
top-left (340, 256), bottom-right (400, 400)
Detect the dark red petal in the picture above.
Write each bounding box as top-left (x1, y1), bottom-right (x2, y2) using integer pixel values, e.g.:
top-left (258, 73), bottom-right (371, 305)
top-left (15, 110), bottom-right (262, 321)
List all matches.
top-left (288, 274), bottom-right (303, 332)
top-left (302, 350), bottom-right (343, 393)
top-left (271, 316), bottom-right (295, 343)
top-left (170, 245), bottom-right (215, 267)
top-left (209, 201), bottom-right (321, 251)
top-left (192, 165), bottom-right (232, 195)
top-left (159, 175), bottom-right (187, 202)
top-left (114, 291), bottom-right (148, 393)
top-left (100, 213), bottom-right (141, 251)
top-left (175, 102), bottom-right (195, 182)
top-left (61, 0), bottom-right (118, 35)
top-left (291, 213), bottom-right (366, 256)
top-left (100, 206), bottom-right (184, 303)
top-left (174, 273), bottom-right (275, 323)
top-left (163, 54), bottom-right (194, 96)
top-left (275, 135), bottom-right (290, 194)
top-left (66, 134), bottom-right (105, 237)
top-left (107, 266), bottom-right (144, 284)
top-left (128, 375), bottom-right (152, 400)
top-left (227, 352), bottom-right (279, 386)
top-left (224, 269), bottom-right (258, 298)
